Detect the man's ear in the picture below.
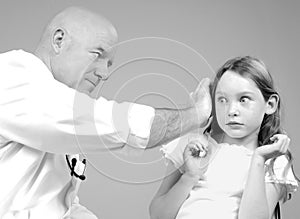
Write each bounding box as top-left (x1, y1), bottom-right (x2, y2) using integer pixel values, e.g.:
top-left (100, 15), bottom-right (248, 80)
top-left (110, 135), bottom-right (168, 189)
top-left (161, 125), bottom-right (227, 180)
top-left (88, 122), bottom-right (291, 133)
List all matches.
top-left (265, 94), bottom-right (279, 115)
top-left (52, 29), bottom-right (65, 54)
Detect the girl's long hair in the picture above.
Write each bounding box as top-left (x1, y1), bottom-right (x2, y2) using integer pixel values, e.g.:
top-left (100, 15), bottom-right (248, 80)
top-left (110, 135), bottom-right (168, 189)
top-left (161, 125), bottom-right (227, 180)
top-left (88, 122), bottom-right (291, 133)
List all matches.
top-left (205, 56), bottom-right (298, 180)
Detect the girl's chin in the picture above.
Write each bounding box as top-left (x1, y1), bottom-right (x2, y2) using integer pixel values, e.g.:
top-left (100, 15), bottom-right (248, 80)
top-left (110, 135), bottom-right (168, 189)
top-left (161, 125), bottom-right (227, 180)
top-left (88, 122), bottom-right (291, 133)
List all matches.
top-left (223, 130), bottom-right (247, 139)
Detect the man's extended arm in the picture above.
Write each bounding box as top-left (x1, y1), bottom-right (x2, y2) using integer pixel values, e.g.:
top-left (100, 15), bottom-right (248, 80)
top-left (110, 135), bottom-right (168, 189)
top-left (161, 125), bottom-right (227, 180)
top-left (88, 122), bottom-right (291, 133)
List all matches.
top-left (0, 51), bottom-right (211, 154)
top-left (147, 107), bottom-right (198, 148)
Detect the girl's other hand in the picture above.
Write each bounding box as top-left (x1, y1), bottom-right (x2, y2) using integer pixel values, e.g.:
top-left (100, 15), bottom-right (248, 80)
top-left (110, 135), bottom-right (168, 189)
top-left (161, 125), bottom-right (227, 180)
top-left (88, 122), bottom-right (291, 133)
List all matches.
top-left (183, 140), bottom-right (209, 182)
top-left (254, 134), bottom-right (290, 162)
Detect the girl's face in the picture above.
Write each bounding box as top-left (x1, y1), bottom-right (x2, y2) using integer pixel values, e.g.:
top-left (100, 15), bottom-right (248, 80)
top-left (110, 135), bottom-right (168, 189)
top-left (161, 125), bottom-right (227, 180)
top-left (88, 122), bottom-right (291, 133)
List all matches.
top-left (215, 70), bottom-right (269, 145)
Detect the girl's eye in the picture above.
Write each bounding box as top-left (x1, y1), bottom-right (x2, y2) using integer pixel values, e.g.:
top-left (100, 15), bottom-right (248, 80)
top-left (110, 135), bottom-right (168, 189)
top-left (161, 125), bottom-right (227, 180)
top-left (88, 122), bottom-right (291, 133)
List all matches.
top-left (240, 96), bottom-right (250, 103)
top-left (217, 97), bottom-right (227, 103)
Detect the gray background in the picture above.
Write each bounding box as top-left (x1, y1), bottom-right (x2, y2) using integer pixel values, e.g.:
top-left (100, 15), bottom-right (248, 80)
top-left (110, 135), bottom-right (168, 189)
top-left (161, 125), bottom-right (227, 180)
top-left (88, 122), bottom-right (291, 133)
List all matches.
top-left (1, 0), bottom-right (299, 218)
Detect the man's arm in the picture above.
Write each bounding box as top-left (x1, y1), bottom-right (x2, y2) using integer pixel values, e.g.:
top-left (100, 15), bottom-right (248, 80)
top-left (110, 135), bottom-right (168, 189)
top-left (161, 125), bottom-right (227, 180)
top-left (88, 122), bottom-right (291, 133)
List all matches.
top-left (0, 51), bottom-right (211, 154)
top-left (0, 51), bottom-right (138, 154)
top-left (147, 78), bottom-right (211, 148)
top-left (147, 107), bottom-right (199, 148)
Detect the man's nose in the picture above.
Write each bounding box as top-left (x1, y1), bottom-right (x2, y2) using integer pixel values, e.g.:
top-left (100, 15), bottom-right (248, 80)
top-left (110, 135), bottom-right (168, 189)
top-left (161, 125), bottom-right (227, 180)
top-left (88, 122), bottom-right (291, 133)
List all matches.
top-left (228, 102), bottom-right (240, 117)
top-left (94, 62), bottom-right (110, 81)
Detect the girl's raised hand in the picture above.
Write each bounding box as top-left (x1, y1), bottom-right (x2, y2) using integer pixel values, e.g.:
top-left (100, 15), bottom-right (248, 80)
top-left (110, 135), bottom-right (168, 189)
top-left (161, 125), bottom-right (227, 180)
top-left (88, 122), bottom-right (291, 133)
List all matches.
top-left (254, 134), bottom-right (290, 161)
top-left (183, 140), bottom-right (209, 181)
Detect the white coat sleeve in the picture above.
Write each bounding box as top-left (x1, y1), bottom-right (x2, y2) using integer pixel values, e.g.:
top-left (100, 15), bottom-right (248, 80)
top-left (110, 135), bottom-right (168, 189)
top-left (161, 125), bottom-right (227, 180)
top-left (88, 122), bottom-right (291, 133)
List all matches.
top-left (0, 50), bottom-right (154, 154)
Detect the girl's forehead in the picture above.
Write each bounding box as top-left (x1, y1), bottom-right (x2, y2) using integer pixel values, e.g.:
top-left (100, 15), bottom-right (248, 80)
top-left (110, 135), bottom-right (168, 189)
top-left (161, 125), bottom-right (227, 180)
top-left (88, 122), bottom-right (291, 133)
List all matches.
top-left (216, 70), bottom-right (260, 94)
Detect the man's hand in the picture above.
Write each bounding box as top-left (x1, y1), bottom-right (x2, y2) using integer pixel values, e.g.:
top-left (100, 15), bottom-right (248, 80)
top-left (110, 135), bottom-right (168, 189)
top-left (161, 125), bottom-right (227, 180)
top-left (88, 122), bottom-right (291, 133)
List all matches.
top-left (254, 134), bottom-right (290, 162)
top-left (147, 78), bottom-right (212, 148)
top-left (190, 78), bottom-right (212, 127)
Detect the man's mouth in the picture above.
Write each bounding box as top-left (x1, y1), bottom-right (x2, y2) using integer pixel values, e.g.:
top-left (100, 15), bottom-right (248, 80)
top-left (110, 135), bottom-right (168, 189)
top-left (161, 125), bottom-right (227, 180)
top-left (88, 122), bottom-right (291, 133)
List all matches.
top-left (86, 79), bottom-right (98, 87)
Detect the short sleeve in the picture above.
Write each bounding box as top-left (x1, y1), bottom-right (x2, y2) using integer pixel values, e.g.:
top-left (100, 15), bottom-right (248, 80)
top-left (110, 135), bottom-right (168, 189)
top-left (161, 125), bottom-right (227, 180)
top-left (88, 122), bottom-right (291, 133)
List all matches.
top-left (265, 155), bottom-right (298, 202)
top-left (160, 133), bottom-right (208, 173)
top-left (95, 99), bottom-right (155, 155)
top-left (160, 135), bottom-right (188, 172)
top-left (126, 103), bottom-right (155, 149)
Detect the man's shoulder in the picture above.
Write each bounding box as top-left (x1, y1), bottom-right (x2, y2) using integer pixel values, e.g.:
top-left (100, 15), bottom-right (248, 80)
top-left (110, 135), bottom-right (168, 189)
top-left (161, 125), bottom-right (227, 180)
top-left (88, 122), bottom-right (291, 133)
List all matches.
top-left (0, 49), bottom-right (38, 64)
top-left (0, 49), bottom-right (52, 78)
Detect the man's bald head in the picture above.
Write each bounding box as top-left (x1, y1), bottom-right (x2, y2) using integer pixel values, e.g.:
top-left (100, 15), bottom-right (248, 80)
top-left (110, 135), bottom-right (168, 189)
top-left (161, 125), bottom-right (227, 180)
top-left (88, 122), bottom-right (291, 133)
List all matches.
top-left (36, 6), bottom-right (118, 55)
top-left (35, 7), bottom-right (118, 96)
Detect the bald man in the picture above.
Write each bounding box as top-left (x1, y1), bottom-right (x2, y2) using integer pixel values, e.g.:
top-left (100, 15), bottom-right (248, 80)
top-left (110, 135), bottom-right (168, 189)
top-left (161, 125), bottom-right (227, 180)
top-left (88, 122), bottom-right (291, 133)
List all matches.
top-left (0, 6), bottom-right (211, 219)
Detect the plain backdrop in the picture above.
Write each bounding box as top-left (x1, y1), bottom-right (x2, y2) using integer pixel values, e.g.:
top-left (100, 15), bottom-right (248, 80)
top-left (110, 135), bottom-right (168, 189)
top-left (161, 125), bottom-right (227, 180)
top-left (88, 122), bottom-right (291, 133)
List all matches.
top-left (1, 0), bottom-right (299, 218)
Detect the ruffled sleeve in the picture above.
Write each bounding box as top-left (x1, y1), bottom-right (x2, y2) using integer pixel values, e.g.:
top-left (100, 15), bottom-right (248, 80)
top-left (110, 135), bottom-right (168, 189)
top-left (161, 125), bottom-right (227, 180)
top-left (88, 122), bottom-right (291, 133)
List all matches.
top-left (160, 133), bottom-right (208, 173)
top-left (265, 155), bottom-right (298, 202)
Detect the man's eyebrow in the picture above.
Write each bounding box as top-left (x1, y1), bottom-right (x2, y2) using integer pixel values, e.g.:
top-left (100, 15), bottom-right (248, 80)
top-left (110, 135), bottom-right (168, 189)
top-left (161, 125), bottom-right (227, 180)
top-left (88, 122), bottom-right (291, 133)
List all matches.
top-left (95, 47), bottom-right (105, 53)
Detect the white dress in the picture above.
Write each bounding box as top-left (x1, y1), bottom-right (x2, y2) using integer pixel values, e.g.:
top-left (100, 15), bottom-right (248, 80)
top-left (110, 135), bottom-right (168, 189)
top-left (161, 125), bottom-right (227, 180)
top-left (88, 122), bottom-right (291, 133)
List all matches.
top-left (161, 133), bottom-right (298, 219)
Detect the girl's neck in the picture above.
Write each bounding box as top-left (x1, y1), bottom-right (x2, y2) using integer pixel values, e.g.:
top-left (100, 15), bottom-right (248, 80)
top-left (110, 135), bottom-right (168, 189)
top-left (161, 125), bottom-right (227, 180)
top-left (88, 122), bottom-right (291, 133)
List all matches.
top-left (212, 131), bottom-right (258, 151)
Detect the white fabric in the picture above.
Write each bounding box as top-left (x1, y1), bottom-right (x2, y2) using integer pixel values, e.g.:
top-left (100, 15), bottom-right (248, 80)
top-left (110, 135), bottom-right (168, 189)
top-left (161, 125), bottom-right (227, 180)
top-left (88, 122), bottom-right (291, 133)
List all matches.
top-left (0, 50), bottom-right (155, 218)
top-left (265, 155), bottom-right (298, 203)
top-left (161, 133), bottom-right (298, 219)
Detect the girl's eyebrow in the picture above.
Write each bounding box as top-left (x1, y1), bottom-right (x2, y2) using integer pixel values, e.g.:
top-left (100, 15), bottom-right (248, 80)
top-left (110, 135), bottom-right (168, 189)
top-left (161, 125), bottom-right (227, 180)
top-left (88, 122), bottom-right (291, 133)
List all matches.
top-left (215, 91), bottom-right (255, 95)
top-left (237, 91), bottom-right (255, 96)
top-left (215, 91), bottom-right (224, 95)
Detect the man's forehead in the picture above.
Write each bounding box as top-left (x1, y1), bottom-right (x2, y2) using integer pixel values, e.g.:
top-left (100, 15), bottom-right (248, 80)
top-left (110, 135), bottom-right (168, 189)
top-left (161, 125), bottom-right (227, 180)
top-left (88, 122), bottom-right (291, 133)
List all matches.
top-left (65, 8), bottom-right (118, 50)
top-left (93, 33), bottom-right (118, 52)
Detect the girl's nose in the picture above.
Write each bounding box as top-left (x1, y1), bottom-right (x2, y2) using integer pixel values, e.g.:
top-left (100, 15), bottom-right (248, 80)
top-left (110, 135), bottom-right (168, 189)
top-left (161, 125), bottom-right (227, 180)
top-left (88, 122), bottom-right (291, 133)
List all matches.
top-left (228, 102), bottom-right (240, 117)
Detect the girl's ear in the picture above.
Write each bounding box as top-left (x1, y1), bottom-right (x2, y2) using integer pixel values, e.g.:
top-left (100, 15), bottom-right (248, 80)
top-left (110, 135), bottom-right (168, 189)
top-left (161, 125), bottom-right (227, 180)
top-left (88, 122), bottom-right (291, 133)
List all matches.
top-left (265, 94), bottom-right (279, 115)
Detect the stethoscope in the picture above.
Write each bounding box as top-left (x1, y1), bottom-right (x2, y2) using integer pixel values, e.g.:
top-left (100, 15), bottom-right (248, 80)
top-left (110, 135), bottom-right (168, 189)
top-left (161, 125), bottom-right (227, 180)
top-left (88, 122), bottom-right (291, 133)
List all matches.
top-left (65, 155), bottom-right (87, 180)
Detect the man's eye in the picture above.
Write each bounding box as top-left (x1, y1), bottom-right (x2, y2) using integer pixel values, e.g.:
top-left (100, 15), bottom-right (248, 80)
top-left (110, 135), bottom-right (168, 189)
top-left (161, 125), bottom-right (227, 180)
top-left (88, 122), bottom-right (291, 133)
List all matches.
top-left (92, 51), bottom-right (103, 58)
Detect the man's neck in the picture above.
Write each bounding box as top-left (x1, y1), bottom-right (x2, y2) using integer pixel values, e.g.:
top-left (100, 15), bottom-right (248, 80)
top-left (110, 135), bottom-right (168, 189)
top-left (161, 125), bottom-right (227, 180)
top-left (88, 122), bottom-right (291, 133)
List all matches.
top-left (34, 46), bottom-right (51, 71)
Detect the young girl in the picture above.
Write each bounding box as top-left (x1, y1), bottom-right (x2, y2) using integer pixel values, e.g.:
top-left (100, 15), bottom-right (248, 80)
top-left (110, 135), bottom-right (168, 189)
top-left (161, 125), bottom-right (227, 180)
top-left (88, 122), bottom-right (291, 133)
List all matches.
top-left (149, 56), bottom-right (298, 219)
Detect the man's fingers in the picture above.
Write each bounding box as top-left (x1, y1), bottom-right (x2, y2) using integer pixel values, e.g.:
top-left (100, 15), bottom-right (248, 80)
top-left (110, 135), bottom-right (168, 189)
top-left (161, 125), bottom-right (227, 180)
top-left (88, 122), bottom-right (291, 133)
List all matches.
top-left (194, 78), bottom-right (211, 95)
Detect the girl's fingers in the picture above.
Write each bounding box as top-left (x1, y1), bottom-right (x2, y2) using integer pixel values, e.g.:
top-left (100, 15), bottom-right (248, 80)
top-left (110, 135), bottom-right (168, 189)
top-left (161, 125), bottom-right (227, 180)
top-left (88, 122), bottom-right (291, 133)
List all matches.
top-left (271, 134), bottom-right (288, 142)
top-left (281, 137), bottom-right (290, 153)
top-left (185, 142), bottom-right (208, 158)
top-left (190, 144), bottom-right (201, 157)
top-left (272, 134), bottom-right (290, 154)
top-left (185, 143), bottom-right (199, 157)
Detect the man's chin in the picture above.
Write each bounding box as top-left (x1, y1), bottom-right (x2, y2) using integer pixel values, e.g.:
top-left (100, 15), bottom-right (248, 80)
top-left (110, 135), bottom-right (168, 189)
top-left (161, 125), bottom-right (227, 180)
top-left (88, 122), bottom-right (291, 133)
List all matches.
top-left (76, 86), bottom-right (93, 96)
